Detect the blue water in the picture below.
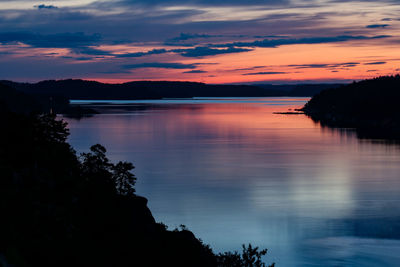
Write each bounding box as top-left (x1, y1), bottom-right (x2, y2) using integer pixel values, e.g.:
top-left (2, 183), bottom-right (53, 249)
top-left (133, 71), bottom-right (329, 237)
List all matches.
top-left (64, 97), bottom-right (400, 266)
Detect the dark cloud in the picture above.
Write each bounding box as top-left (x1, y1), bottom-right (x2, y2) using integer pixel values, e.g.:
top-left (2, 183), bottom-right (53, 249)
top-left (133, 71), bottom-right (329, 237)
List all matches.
top-left (75, 57), bottom-right (94, 61)
top-left (35, 4), bottom-right (58, 10)
top-left (183, 70), bottom-right (207, 73)
top-left (164, 42), bottom-right (198, 47)
top-left (364, 61), bottom-right (386, 65)
top-left (288, 62), bottom-right (360, 69)
top-left (169, 33), bottom-right (219, 41)
top-left (115, 47), bottom-right (251, 59)
top-left (193, 62), bottom-right (219, 65)
top-left (73, 46), bottom-right (111, 56)
top-left (97, 70), bottom-right (132, 74)
top-left (235, 66), bottom-right (266, 71)
top-left (117, 49), bottom-right (168, 58)
top-left (212, 35), bottom-right (391, 49)
top-left (366, 24), bottom-right (390, 28)
top-left (0, 51), bottom-right (13, 55)
top-left (174, 46), bottom-right (252, 57)
top-left (0, 56), bottom-right (118, 80)
top-left (167, 33), bottom-right (247, 43)
top-left (242, 71), bottom-right (287, 76)
top-left (63, 55), bottom-right (96, 61)
top-left (122, 62), bottom-right (198, 69)
top-left (253, 35), bottom-right (289, 38)
top-left (0, 32), bottom-right (101, 48)
top-left (0, 3), bottom-right (392, 50)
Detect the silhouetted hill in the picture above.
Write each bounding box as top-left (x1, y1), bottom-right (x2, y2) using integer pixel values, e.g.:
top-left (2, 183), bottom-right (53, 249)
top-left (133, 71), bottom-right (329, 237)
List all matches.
top-left (1, 79), bottom-right (343, 100)
top-left (1, 79), bottom-right (281, 99)
top-left (0, 88), bottom-right (274, 266)
top-left (302, 75), bottom-right (400, 139)
top-left (0, 112), bottom-right (216, 267)
top-left (0, 82), bottom-right (97, 117)
top-left (0, 83), bottom-right (42, 113)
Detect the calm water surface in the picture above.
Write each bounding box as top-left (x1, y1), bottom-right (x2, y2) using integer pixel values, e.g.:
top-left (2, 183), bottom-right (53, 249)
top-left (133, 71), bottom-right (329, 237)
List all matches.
top-left (65, 97), bottom-right (400, 266)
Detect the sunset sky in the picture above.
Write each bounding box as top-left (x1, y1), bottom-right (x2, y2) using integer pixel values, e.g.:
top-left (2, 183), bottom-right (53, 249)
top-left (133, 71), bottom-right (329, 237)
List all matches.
top-left (0, 0), bottom-right (399, 84)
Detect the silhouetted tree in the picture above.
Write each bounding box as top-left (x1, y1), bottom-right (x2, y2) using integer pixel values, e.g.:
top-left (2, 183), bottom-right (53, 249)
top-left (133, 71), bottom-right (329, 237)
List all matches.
top-left (80, 144), bottom-right (112, 175)
top-left (216, 244), bottom-right (274, 267)
top-left (112, 161), bottom-right (136, 195)
top-left (35, 114), bottom-right (69, 143)
top-left (216, 251), bottom-right (243, 267)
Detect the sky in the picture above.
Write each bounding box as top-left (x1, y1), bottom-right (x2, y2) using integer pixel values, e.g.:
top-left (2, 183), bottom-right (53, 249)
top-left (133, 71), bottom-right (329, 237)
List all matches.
top-left (0, 0), bottom-right (399, 84)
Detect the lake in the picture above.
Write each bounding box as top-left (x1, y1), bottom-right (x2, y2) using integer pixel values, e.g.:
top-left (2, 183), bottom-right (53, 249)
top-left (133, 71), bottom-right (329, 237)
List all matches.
top-left (65, 97), bottom-right (400, 266)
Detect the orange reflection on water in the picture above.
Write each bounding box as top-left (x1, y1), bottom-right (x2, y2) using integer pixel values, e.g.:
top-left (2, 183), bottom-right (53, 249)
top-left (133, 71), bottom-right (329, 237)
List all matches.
top-left (77, 99), bottom-right (319, 150)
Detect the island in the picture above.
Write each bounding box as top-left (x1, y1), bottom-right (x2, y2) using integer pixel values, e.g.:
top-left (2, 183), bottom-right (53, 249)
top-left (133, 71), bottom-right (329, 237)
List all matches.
top-left (302, 75), bottom-right (400, 139)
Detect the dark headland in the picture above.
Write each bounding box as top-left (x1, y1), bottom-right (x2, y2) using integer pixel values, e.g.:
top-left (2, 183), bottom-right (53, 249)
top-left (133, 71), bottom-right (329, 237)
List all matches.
top-left (302, 75), bottom-right (400, 140)
top-left (0, 83), bottom-right (275, 266)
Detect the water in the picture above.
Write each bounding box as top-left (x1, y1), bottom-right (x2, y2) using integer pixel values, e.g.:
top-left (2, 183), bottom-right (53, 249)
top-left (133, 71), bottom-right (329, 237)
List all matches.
top-left (64, 97), bottom-right (400, 266)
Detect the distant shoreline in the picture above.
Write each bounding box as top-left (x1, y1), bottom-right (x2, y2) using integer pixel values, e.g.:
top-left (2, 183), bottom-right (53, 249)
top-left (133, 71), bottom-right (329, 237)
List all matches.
top-left (1, 79), bottom-right (343, 100)
top-left (69, 96), bottom-right (310, 105)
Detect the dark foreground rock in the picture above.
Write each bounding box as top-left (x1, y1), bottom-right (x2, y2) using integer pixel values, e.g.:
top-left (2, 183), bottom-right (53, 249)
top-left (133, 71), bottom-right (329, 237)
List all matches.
top-left (0, 110), bottom-right (218, 267)
top-left (0, 99), bottom-right (274, 266)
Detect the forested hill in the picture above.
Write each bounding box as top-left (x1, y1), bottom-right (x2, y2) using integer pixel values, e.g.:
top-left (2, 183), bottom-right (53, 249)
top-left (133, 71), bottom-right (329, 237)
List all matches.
top-left (0, 80), bottom-right (281, 99)
top-left (0, 79), bottom-right (343, 100)
top-left (0, 82), bottom-right (71, 114)
top-left (0, 83), bottom-right (42, 113)
top-left (0, 83), bottom-right (95, 116)
top-left (302, 75), bottom-right (400, 139)
top-left (0, 84), bottom-right (275, 267)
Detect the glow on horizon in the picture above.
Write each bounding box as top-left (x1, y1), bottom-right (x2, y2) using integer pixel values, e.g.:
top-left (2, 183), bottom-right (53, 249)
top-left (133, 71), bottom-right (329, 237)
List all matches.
top-left (0, 0), bottom-right (399, 83)
top-left (86, 42), bottom-right (400, 84)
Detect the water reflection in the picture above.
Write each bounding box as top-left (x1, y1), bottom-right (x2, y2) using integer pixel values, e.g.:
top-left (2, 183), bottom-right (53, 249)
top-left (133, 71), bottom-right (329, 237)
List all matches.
top-left (64, 98), bottom-right (400, 266)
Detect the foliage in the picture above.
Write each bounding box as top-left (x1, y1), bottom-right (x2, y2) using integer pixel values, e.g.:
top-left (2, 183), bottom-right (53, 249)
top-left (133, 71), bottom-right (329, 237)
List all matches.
top-left (112, 161), bottom-right (136, 195)
top-left (216, 244), bottom-right (274, 267)
top-left (0, 108), bottom-right (273, 267)
top-left (303, 74), bottom-right (400, 139)
top-left (34, 114), bottom-right (70, 143)
top-left (79, 144), bottom-right (137, 196)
